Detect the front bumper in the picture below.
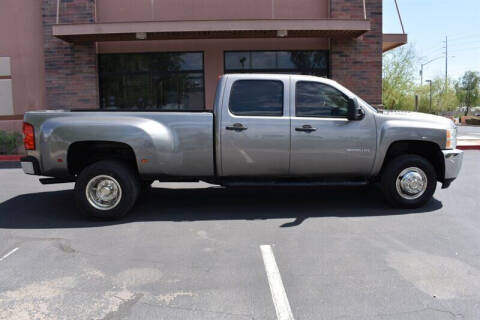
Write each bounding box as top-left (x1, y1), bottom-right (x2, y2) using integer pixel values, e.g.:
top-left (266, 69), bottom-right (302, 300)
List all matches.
top-left (441, 149), bottom-right (463, 188)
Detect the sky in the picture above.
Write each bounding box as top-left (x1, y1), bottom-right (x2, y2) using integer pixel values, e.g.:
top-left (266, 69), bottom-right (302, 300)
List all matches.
top-left (383, 0), bottom-right (480, 83)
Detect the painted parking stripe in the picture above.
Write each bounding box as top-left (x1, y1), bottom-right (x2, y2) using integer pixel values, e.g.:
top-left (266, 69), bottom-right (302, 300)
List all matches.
top-left (0, 248), bottom-right (19, 262)
top-left (260, 245), bottom-right (295, 320)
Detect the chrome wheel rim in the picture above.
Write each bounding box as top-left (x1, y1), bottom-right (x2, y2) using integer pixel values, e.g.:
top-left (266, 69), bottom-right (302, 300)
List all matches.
top-left (396, 167), bottom-right (428, 200)
top-left (86, 175), bottom-right (122, 210)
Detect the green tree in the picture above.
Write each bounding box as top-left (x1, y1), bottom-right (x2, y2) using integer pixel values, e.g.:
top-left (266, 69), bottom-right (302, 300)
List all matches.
top-left (455, 71), bottom-right (480, 116)
top-left (382, 45), bottom-right (417, 110)
top-left (383, 45), bottom-right (459, 114)
top-left (416, 77), bottom-right (458, 114)
top-left (0, 131), bottom-right (22, 154)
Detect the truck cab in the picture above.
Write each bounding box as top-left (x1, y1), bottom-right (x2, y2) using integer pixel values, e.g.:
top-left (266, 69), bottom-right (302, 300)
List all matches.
top-left (215, 74), bottom-right (376, 178)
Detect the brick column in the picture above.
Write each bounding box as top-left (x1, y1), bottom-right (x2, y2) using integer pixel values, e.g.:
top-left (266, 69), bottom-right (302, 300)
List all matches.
top-left (42, 0), bottom-right (98, 109)
top-left (330, 0), bottom-right (382, 106)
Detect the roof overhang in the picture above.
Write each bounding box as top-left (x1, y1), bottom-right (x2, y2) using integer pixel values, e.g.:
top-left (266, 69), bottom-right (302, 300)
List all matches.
top-left (383, 33), bottom-right (408, 52)
top-left (52, 19), bottom-right (371, 43)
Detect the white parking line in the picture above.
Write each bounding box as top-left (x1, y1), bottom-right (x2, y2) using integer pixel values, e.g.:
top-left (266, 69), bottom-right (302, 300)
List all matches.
top-left (0, 247), bottom-right (19, 262)
top-left (260, 245), bottom-right (295, 320)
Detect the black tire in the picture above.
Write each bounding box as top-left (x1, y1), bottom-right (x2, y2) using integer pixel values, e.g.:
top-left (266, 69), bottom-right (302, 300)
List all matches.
top-left (381, 154), bottom-right (437, 208)
top-left (74, 160), bottom-right (140, 219)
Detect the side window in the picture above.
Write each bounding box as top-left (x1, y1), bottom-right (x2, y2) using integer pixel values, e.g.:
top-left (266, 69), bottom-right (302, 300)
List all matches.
top-left (229, 80), bottom-right (283, 116)
top-left (296, 81), bottom-right (351, 118)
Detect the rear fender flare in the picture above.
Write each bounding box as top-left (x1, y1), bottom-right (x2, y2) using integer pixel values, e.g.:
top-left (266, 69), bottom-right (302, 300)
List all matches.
top-left (39, 116), bottom-right (174, 177)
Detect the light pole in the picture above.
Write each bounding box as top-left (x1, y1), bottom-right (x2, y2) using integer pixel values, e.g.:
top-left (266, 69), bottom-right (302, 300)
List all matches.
top-left (441, 39), bottom-right (456, 90)
top-left (420, 57), bottom-right (442, 86)
top-left (426, 80), bottom-right (432, 113)
top-left (443, 36), bottom-right (448, 90)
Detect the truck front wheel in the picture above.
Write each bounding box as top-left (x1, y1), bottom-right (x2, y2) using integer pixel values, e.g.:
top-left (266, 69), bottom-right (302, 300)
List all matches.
top-left (381, 154), bottom-right (437, 208)
top-left (74, 160), bottom-right (140, 219)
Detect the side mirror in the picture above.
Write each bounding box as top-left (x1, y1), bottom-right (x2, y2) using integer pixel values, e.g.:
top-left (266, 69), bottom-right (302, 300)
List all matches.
top-left (347, 97), bottom-right (365, 121)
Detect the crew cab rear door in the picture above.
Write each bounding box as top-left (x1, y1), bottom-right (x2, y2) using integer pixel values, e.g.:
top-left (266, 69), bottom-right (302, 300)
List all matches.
top-left (219, 75), bottom-right (290, 176)
top-left (289, 78), bottom-right (377, 177)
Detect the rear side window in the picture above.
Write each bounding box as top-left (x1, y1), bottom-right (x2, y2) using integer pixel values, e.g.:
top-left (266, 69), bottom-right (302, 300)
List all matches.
top-left (296, 81), bottom-right (351, 118)
top-left (229, 80), bottom-right (283, 116)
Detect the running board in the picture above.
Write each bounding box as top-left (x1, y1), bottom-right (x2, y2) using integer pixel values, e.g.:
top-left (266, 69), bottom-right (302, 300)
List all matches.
top-left (222, 180), bottom-right (369, 187)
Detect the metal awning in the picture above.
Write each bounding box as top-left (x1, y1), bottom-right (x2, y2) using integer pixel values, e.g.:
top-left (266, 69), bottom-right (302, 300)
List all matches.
top-left (383, 33), bottom-right (408, 52)
top-left (52, 19), bottom-right (371, 43)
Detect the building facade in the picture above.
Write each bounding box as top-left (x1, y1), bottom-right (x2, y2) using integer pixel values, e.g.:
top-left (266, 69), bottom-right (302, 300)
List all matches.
top-left (0, 0), bottom-right (406, 138)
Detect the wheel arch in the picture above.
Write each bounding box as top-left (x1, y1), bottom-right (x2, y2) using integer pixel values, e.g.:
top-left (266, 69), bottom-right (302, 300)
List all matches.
top-left (377, 140), bottom-right (445, 182)
top-left (67, 141), bottom-right (139, 177)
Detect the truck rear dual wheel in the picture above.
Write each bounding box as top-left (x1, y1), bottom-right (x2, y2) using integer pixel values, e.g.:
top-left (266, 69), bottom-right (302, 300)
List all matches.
top-left (381, 154), bottom-right (437, 209)
top-left (74, 160), bottom-right (140, 219)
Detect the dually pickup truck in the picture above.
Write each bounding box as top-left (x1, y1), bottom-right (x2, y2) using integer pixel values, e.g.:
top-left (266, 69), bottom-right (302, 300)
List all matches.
top-left (21, 74), bottom-right (463, 219)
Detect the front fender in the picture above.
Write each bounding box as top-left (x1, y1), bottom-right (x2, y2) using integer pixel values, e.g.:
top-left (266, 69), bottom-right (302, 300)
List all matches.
top-left (371, 120), bottom-right (446, 176)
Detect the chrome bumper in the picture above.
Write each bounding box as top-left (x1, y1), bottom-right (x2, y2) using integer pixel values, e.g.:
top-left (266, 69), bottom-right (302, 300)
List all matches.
top-left (20, 156), bottom-right (40, 175)
top-left (442, 149), bottom-right (463, 180)
top-left (21, 161), bottom-right (35, 175)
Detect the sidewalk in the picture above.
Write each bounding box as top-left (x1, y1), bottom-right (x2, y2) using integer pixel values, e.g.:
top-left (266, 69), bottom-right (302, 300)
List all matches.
top-left (457, 135), bottom-right (480, 150)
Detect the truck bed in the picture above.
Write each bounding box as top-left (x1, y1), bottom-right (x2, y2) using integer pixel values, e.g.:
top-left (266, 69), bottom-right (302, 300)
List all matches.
top-left (24, 110), bottom-right (215, 178)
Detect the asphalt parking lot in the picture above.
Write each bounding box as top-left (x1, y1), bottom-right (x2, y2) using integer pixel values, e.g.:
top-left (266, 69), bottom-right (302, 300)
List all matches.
top-left (0, 151), bottom-right (479, 320)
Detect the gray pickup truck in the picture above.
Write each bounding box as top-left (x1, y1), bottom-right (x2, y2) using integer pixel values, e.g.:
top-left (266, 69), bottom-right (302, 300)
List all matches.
top-left (21, 74), bottom-right (463, 219)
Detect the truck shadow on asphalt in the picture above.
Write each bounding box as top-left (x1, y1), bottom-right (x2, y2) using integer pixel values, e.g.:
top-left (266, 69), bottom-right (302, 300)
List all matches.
top-left (0, 185), bottom-right (442, 229)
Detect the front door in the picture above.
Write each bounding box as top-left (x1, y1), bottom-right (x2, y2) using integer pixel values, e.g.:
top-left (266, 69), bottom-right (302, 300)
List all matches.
top-left (220, 76), bottom-right (290, 176)
top-left (289, 79), bottom-right (377, 177)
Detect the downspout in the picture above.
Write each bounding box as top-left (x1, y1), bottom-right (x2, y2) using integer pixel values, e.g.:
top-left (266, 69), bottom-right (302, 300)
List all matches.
top-left (56, 0), bottom-right (60, 24)
top-left (362, 0), bottom-right (366, 19)
top-left (328, 0), bottom-right (332, 78)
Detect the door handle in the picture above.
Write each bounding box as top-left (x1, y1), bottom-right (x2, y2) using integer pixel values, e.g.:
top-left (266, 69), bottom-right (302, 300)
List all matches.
top-left (226, 123), bottom-right (248, 131)
top-left (295, 125), bottom-right (317, 133)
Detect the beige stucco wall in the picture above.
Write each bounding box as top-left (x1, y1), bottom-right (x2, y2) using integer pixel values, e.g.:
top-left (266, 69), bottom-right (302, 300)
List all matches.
top-left (0, 0), bottom-right (46, 116)
top-left (0, 57), bottom-right (14, 116)
top-left (96, 0), bottom-right (328, 22)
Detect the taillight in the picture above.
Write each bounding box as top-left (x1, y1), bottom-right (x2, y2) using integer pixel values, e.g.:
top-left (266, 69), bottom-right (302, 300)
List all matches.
top-left (23, 122), bottom-right (35, 150)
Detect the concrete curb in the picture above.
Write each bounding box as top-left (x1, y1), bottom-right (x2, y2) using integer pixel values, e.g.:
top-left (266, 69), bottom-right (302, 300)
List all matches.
top-left (458, 145), bottom-right (480, 150)
top-left (0, 155), bottom-right (22, 162)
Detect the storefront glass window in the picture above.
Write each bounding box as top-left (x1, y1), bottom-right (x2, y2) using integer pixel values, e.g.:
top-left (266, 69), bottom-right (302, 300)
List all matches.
top-left (224, 50), bottom-right (328, 77)
top-left (99, 52), bottom-right (204, 110)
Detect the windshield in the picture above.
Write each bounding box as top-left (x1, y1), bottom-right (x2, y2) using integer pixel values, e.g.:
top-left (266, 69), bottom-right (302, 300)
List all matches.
top-left (357, 96), bottom-right (379, 113)
top-left (334, 84), bottom-right (378, 113)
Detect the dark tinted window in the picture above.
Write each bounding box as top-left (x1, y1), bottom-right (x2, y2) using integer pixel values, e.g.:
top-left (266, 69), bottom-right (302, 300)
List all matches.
top-left (225, 51), bottom-right (328, 77)
top-left (229, 80), bottom-right (283, 116)
top-left (296, 81), bottom-right (351, 117)
top-left (99, 52), bottom-right (204, 110)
